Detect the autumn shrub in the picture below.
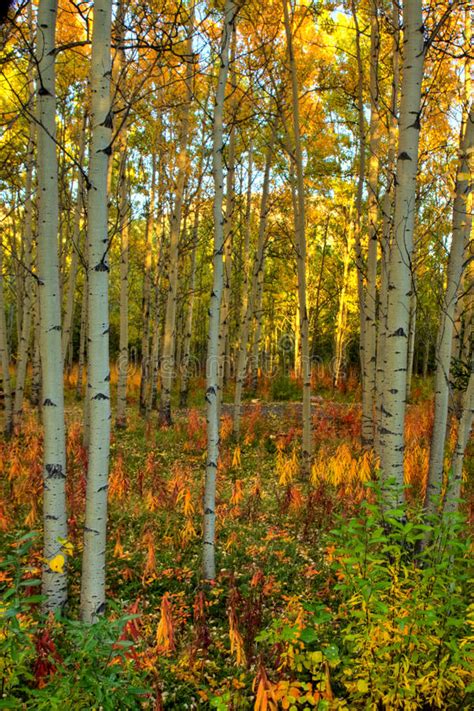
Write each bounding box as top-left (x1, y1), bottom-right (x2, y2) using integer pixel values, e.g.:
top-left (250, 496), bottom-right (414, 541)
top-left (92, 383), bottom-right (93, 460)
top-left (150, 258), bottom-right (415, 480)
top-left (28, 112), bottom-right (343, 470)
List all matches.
top-left (256, 490), bottom-right (473, 710)
top-left (0, 533), bottom-right (151, 710)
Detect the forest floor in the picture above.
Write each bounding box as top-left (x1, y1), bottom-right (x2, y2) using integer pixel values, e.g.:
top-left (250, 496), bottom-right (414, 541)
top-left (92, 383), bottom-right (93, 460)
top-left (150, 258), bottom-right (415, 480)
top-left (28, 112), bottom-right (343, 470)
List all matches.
top-left (1, 375), bottom-right (473, 709)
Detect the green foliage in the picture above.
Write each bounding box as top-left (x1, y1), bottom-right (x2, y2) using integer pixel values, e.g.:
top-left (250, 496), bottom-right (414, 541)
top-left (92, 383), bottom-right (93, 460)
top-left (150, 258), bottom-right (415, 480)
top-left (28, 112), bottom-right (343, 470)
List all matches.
top-left (271, 374), bottom-right (301, 401)
top-left (0, 533), bottom-right (151, 710)
top-left (255, 490), bottom-right (473, 709)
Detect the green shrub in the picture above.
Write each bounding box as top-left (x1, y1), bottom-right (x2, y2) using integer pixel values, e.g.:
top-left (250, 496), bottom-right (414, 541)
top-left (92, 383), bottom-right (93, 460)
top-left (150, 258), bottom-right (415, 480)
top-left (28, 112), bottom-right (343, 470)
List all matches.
top-left (271, 375), bottom-right (301, 402)
top-left (0, 533), bottom-right (151, 710)
top-left (256, 489), bottom-right (473, 709)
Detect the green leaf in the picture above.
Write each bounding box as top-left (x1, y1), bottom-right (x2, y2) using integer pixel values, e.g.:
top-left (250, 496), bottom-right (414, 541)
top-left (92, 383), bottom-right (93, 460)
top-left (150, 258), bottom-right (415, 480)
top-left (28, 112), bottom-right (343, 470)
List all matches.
top-left (300, 627), bottom-right (318, 644)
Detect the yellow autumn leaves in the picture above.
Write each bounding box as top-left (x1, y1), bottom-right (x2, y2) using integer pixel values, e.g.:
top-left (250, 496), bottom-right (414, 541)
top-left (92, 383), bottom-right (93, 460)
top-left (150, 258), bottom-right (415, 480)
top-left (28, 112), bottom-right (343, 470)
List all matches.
top-left (46, 538), bottom-right (74, 574)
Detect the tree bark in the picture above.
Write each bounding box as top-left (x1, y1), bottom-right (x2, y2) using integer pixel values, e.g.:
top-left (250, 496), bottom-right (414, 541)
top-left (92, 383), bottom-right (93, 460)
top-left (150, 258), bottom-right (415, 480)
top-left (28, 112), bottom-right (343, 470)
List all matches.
top-left (406, 289), bottom-right (417, 400)
top-left (139, 151), bottom-right (156, 413)
top-left (362, 0), bottom-right (381, 446)
top-left (218, 25), bottom-right (237, 397)
top-left (80, 0), bottom-right (113, 623)
top-left (0, 237), bottom-right (13, 437)
top-left (159, 10), bottom-right (194, 426)
top-left (444, 355), bottom-right (473, 514)
top-left (179, 206), bottom-right (200, 408)
top-left (283, 0), bottom-right (312, 475)
top-left (425, 104), bottom-right (473, 513)
top-left (62, 118), bottom-right (87, 366)
top-left (13, 111), bottom-right (35, 429)
top-left (36, 0), bottom-right (68, 612)
top-left (115, 148), bottom-right (130, 428)
top-left (374, 2), bottom-right (400, 456)
top-left (378, 0), bottom-right (425, 502)
top-left (233, 134), bottom-right (274, 437)
top-left (203, 0), bottom-right (236, 582)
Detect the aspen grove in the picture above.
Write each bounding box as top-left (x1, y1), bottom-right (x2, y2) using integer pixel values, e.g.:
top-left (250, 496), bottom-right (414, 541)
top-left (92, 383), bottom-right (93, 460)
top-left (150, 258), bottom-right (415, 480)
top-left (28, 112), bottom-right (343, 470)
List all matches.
top-left (0, 0), bottom-right (473, 708)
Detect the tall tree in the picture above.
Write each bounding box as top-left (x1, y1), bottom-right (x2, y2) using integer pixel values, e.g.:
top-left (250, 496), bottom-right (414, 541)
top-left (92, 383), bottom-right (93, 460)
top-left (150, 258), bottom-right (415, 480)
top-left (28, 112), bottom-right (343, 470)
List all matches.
top-left (159, 7), bottom-right (194, 426)
top-left (203, 0), bottom-right (237, 582)
top-left (361, 0), bottom-right (381, 446)
top-left (282, 0), bottom-right (312, 475)
top-left (378, 0), bottom-right (425, 501)
top-left (80, 0), bottom-right (113, 624)
top-left (425, 103), bottom-right (473, 514)
top-left (36, 0), bottom-right (68, 611)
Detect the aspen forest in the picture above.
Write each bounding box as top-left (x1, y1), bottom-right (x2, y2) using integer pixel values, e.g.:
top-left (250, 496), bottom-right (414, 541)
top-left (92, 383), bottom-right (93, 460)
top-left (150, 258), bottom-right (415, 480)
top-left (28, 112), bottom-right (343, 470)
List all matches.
top-left (1, 0), bottom-right (474, 707)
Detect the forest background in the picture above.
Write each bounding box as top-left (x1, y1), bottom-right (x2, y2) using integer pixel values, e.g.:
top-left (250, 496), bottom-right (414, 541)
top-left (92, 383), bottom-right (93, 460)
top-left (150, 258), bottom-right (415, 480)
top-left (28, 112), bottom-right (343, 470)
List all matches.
top-left (0, 0), bottom-right (473, 708)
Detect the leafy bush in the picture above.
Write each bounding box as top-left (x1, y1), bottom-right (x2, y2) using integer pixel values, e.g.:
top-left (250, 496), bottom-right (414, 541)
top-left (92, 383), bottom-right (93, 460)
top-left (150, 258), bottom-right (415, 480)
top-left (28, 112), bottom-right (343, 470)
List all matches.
top-left (256, 491), bottom-right (473, 709)
top-left (271, 375), bottom-right (301, 402)
top-left (0, 533), bottom-right (151, 710)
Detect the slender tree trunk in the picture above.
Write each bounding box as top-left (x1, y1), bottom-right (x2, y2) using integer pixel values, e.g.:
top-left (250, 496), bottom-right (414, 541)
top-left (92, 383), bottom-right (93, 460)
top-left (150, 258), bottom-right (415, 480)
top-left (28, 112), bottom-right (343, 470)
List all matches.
top-left (159, 12), bottom-right (194, 426)
top-left (379, 0), bottom-right (425, 501)
top-left (36, 0), bottom-right (67, 612)
top-left (425, 105), bottom-right (473, 513)
top-left (233, 135), bottom-right (274, 437)
top-left (362, 0), bottom-right (381, 446)
top-left (30, 288), bottom-right (42, 407)
top-left (374, 2), bottom-right (400, 456)
top-left (80, 0), bottom-right (113, 623)
top-left (62, 119), bottom-right (86, 365)
top-left (147, 231), bottom-right (167, 414)
top-left (250, 248), bottom-right (265, 392)
top-left (334, 219), bottom-right (353, 389)
top-left (218, 26), bottom-right (237, 396)
top-left (311, 217), bottom-right (329, 359)
top-left (422, 336), bottom-right (430, 379)
top-left (203, 0), bottom-right (236, 582)
top-left (283, 0), bottom-right (312, 474)
top-left (13, 114), bottom-right (35, 428)
top-left (139, 152), bottom-right (156, 413)
top-left (0, 238), bottom-right (13, 437)
top-left (443, 355), bottom-right (473, 514)
top-left (76, 280), bottom-right (87, 399)
top-left (114, 0), bottom-right (130, 428)
top-left (351, 0), bottom-right (368, 445)
top-left (115, 148), bottom-right (130, 428)
top-left (179, 207), bottom-right (200, 407)
top-left (406, 289), bottom-right (417, 400)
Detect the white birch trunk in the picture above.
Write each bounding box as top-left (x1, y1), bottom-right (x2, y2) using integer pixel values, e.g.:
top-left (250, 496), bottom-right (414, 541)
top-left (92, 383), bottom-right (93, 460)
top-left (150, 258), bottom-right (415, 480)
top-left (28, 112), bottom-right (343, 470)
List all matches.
top-left (250, 249), bottom-right (265, 392)
top-left (425, 105), bottom-right (473, 513)
top-left (13, 115), bottom-right (35, 428)
top-left (283, 0), bottom-right (312, 474)
top-left (203, 0), bottom-right (236, 581)
top-left (363, 0), bottom-right (381, 445)
top-left (31, 287), bottom-right (42, 407)
top-left (444, 356), bottom-right (473, 514)
top-left (351, 0), bottom-right (368, 445)
top-left (218, 27), bottom-right (236, 396)
top-left (0, 237), bottom-right (13, 437)
top-left (233, 136), bottom-right (274, 437)
top-left (406, 289), bottom-right (417, 400)
top-left (80, 0), bottom-right (113, 623)
top-left (179, 207), bottom-right (200, 408)
top-left (379, 0), bottom-right (424, 501)
top-left (62, 119), bottom-right (86, 365)
top-left (334, 222), bottom-right (353, 389)
top-left (375, 0), bottom-right (399, 457)
top-left (36, 0), bottom-right (67, 611)
top-left (159, 12), bottom-right (194, 426)
top-left (76, 278), bottom-right (87, 399)
top-left (139, 153), bottom-right (156, 413)
top-left (115, 148), bottom-right (129, 428)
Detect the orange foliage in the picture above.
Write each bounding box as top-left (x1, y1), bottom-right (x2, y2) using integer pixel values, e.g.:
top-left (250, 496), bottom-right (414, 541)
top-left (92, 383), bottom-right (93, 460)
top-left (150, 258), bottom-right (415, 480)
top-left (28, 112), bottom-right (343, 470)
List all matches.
top-left (156, 593), bottom-right (176, 654)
